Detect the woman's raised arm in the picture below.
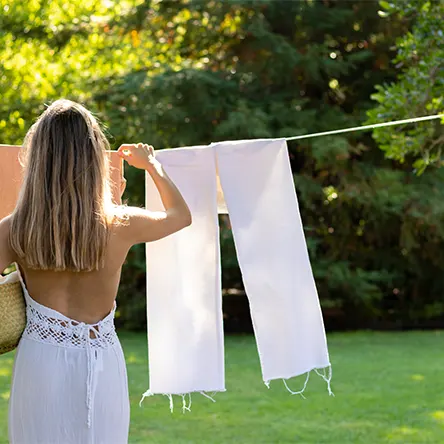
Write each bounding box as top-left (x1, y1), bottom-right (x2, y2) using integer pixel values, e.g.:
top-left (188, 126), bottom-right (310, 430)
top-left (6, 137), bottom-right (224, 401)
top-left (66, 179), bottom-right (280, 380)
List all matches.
top-left (117, 143), bottom-right (192, 245)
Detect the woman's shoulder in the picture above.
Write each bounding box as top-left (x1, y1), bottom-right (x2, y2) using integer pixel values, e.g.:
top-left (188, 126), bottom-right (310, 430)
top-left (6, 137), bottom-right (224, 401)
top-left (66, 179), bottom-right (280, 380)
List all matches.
top-left (0, 214), bottom-right (13, 239)
top-left (0, 213), bottom-right (11, 225)
top-left (110, 204), bottom-right (153, 222)
top-left (108, 205), bottom-right (142, 236)
top-left (0, 214), bottom-right (16, 271)
top-left (109, 204), bottom-right (142, 225)
top-left (109, 205), bottom-right (164, 246)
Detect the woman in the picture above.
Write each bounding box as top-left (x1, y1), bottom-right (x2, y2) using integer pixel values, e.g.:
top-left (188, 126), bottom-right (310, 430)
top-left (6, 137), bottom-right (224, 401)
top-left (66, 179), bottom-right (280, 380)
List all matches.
top-left (0, 99), bottom-right (192, 443)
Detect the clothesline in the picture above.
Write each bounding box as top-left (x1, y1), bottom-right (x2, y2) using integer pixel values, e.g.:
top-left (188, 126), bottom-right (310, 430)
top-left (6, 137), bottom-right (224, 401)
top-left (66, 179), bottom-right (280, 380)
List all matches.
top-left (1, 114), bottom-right (442, 150)
top-left (285, 113), bottom-right (444, 141)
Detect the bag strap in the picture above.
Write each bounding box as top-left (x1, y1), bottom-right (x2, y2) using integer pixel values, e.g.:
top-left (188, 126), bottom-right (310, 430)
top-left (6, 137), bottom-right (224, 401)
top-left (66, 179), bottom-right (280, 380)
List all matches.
top-left (13, 262), bottom-right (28, 296)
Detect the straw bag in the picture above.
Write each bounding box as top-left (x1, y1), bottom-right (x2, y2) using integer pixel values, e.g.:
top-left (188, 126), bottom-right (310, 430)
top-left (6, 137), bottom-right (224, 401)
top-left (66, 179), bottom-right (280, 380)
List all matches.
top-left (0, 265), bottom-right (26, 355)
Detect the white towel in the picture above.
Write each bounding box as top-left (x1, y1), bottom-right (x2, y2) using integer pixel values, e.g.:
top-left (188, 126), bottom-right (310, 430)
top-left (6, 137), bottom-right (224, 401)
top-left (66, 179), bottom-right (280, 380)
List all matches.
top-left (213, 139), bottom-right (331, 388)
top-left (141, 146), bottom-right (226, 410)
top-left (140, 139), bottom-right (332, 411)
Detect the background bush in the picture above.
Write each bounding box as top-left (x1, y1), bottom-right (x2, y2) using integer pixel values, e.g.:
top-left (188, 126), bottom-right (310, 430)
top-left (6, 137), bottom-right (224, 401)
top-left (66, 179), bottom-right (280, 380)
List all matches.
top-left (1, 0), bottom-right (442, 331)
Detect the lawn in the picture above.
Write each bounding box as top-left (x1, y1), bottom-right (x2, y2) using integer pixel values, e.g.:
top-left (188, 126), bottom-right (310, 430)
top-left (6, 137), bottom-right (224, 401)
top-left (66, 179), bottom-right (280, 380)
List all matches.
top-left (1, 331), bottom-right (443, 443)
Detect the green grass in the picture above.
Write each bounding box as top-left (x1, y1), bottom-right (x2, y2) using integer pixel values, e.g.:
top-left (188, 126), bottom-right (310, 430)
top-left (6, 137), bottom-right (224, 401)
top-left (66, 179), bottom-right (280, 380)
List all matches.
top-left (1, 331), bottom-right (444, 443)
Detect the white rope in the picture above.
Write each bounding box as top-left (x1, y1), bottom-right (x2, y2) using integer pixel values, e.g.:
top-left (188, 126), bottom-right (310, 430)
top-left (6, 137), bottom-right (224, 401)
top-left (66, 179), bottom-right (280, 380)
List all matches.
top-left (1, 114), bottom-right (442, 153)
top-left (285, 113), bottom-right (444, 142)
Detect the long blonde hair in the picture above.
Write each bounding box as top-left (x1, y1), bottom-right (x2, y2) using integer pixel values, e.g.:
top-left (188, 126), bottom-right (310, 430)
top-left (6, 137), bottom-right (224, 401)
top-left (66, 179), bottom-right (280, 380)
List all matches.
top-left (10, 99), bottom-right (118, 272)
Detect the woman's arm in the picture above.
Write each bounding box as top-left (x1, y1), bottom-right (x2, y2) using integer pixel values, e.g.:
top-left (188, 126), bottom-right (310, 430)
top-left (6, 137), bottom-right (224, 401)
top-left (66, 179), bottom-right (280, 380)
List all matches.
top-left (117, 143), bottom-right (192, 245)
top-left (0, 216), bottom-right (14, 273)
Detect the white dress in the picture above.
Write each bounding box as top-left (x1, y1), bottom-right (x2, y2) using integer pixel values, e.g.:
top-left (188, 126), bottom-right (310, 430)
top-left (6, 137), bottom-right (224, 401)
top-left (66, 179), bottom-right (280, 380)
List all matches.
top-left (8, 277), bottom-right (130, 444)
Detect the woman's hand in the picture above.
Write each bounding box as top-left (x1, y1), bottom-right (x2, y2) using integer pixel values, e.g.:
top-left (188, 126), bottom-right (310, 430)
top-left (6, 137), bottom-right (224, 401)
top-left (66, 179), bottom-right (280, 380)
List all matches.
top-left (117, 143), bottom-right (158, 171)
top-left (116, 143), bottom-right (192, 245)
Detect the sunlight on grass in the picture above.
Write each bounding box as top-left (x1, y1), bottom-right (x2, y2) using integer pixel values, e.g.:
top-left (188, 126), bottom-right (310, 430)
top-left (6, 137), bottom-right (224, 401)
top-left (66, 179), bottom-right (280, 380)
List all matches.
top-left (0, 369), bottom-right (10, 378)
top-left (1, 331), bottom-right (444, 444)
top-left (0, 365), bottom-right (12, 377)
top-left (337, 420), bottom-right (376, 429)
top-left (431, 410), bottom-right (444, 424)
top-left (126, 353), bottom-right (141, 364)
top-left (387, 426), bottom-right (418, 440)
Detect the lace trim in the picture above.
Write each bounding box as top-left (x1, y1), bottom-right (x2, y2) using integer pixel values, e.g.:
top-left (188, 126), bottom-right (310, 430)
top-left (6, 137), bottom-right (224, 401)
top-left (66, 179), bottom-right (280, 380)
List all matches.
top-left (22, 303), bottom-right (118, 350)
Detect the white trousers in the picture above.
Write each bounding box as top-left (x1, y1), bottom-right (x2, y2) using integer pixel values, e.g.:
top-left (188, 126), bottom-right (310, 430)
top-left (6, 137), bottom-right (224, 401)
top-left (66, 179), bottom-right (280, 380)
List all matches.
top-left (141, 139), bottom-right (331, 407)
top-left (8, 281), bottom-right (130, 444)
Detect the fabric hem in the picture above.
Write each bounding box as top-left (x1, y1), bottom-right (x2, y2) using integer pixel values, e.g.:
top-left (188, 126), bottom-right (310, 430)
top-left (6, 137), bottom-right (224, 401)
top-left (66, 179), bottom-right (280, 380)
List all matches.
top-left (139, 388), bottom-right (227, 413)
top-left (264, 364), bottom-right (334, 399)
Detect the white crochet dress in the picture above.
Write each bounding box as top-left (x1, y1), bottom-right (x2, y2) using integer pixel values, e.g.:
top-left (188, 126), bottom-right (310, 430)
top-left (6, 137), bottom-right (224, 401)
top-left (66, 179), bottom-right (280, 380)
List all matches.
top-left (8, 275), bottom-right (130, 444)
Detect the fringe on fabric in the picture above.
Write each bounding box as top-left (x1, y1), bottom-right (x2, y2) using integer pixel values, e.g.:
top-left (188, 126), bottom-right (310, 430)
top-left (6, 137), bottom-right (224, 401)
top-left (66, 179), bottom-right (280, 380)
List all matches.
top-left (139, 366), bottom-right (333, 413)
top-left (139, 390), bottom-right (225, 414)
top-left (264, 365), bottom-right (334, 399)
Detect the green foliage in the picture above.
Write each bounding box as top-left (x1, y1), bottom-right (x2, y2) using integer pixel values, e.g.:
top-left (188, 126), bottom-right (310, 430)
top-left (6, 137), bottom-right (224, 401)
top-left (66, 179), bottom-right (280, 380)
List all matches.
top-left (367, 0), bottom-right (444, 171)
top-left (2, 0), bottom-right (444, 329)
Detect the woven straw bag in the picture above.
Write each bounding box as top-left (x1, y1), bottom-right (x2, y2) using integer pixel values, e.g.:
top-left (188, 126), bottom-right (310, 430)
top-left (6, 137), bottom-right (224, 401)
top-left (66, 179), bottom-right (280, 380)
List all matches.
top-left (0, 266), bottom-right (26, 355)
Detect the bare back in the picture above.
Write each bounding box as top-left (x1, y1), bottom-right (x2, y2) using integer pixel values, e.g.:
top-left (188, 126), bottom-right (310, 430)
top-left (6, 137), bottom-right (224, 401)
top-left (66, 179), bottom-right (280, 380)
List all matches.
top-left (2, 209), bottom-right (190, 325)
top-left (14, 223), bottom-right (132, 324)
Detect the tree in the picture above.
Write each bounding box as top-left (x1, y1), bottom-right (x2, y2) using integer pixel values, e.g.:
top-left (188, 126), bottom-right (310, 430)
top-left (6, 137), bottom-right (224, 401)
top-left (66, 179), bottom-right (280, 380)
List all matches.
top-left (2, 0), bottom-right (444, 330)
top-left (367, 0), bottom-right (444, 173)
top-left (97, 0), bottom-right (444, 328)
